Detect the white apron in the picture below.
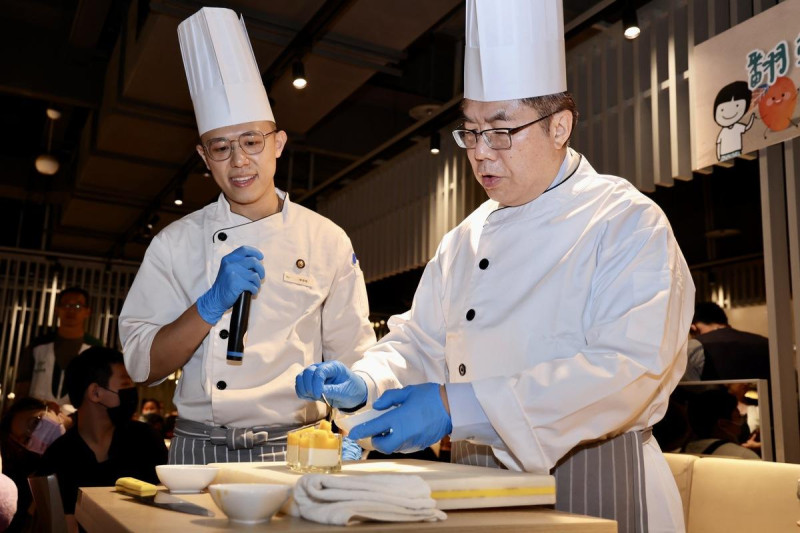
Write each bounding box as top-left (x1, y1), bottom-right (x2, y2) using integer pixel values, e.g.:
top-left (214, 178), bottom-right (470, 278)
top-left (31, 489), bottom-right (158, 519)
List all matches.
top-left (29, 340), bottom-right (91, 404)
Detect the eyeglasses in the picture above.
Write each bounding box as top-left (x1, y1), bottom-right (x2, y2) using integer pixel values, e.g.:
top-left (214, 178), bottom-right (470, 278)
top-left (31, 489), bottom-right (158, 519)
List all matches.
top-left (14, 411), bottom-right (45, 446)
top-left (451, 112), bottom-right (555, 150)
top-left (203, 130), bottom-right (277, 162)
top-left (59, 303), bottom-right (86, 310)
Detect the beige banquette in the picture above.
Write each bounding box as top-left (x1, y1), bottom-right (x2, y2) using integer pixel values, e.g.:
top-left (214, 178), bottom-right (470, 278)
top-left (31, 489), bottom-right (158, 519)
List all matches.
top-left (664, 453), bottom-right (800, 532)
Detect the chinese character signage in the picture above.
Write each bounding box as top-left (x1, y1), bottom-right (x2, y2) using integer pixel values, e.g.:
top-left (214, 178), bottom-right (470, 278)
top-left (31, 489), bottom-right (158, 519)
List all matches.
top-left (692, 0), bottom-right (800, 170)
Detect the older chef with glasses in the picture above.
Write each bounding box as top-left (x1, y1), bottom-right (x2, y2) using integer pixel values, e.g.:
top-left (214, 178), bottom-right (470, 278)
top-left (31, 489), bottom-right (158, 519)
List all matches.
top-left (296, 1), bottom-right (694, 532)
top-left (119, 7), bottom-right (375, 465)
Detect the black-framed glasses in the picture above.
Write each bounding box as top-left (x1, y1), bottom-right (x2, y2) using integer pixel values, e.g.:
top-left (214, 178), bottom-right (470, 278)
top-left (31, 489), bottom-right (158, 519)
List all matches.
top-left (451, 112), bottom-right (555, 150)
top-left (203, 130), bottom-right (277, 161)
top-left (59, 303), bottom-right (86, 311)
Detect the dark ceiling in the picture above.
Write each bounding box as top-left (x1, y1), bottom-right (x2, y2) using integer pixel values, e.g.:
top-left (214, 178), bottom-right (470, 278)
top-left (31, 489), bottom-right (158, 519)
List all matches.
top-left (0, 0), bottom-right (627, 262)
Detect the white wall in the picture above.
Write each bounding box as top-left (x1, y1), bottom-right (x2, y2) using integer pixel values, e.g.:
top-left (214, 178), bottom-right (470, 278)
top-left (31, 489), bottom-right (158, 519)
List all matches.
top-left (727, 304), bottom-right (770, 337)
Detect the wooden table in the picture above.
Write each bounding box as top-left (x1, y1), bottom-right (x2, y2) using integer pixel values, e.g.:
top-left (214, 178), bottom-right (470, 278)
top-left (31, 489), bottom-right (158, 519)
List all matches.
top-left (76, 486), bottom-right (616, 532)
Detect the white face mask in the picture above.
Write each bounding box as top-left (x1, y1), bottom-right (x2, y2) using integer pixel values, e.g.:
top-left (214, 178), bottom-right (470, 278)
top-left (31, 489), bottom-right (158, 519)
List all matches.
top-left (25, 414), bottom-right (66, 455)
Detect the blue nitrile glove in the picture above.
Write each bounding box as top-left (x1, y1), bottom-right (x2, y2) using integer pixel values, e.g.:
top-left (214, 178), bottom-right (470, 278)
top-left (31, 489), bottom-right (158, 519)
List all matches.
top-left (347, 383), bottom-right (452, 454)
top-left (294, 361), bottom-right (367, 410)
top-left (196, 246), bottom-right (265, 325)
top-left (342, 436), bottom-right (363, 461)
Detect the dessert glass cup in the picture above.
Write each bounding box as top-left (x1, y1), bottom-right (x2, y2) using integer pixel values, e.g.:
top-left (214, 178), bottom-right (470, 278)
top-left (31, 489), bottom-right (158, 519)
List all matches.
top-left (287, 423), bottom-right (342, 474)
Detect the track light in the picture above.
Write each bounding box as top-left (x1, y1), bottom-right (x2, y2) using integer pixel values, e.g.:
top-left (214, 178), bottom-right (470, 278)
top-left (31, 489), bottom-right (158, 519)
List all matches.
top-left (292, 60), bottom-right (307, 90)
top-left (174, 186), bottom-right (184, 206)
top-left (430, 132), bottom-right (440, 155)
top-left (623, 5), bottom-right (640, 40)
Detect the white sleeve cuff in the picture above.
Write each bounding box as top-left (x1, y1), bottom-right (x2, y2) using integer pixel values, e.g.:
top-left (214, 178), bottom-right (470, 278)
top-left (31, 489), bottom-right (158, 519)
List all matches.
top-left (446, 382), bottom-right (504, 447)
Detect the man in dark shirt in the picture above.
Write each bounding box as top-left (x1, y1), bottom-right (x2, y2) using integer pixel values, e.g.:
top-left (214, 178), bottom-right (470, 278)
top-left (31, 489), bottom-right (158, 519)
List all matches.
top-left (38, 347), bottom-right (167, 532)
top-left (691, 302), bottom-right (771, 380)
top-left (15, 287), bottom-right (102, 408)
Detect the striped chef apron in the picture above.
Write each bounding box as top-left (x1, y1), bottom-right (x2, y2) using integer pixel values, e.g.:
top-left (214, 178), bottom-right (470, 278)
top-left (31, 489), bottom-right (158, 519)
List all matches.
top-left (452, 429), bottom-right (651, 533)
top-left (169, 418), bottom-right (310, 465)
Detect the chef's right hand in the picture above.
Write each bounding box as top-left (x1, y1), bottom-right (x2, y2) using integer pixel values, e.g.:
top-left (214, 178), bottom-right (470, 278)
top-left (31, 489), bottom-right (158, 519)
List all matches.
top-left (196, 246), bottom-right (265, 325)
top-left (295, 361), bottom-right (367, 410)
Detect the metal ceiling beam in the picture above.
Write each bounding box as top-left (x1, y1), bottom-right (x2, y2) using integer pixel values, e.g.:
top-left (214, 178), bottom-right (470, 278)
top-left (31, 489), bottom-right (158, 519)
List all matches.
top-left (260, 0), bottom-right (358, 90)
top-left (295, 92), bottom-right (464, 204)
top-left (106, 151), bottom-right (202, 259)
top-left (72, 189), bottom-right (190, 214)
top-left (69, 0), bottom-right (114, 49)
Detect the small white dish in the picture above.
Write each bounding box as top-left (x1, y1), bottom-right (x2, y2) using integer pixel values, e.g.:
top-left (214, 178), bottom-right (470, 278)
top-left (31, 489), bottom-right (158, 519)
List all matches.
top-left (155, 465), bottom-right (219, 494)
top-left (208, 483), bottom-right (292, 524)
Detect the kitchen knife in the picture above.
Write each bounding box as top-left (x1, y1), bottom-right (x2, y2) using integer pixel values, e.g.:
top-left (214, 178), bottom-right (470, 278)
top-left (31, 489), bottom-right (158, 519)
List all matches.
top-left (118, 489), bottom-right (215, 517)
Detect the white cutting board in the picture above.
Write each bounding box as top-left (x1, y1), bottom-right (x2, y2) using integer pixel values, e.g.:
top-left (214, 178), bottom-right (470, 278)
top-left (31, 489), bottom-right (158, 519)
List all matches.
top-left (210, 459), bottom-right (555, 510)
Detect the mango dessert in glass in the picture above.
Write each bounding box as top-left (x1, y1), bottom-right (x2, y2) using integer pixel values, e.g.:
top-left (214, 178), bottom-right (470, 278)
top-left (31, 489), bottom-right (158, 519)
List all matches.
top-left (288, 420), bottom-right (342, 473)
top-left (287, 426), bottom-right (313, 470)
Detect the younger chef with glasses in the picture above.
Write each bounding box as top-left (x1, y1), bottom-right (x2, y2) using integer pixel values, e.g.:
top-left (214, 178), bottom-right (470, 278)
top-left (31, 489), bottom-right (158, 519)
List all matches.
top-left (119, 7), bottom-right (374, 465)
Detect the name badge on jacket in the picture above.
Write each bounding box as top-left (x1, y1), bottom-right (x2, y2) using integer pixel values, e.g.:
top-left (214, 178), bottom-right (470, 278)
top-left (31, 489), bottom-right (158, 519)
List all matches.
top-left (283, 272), bottom-right (313, 288)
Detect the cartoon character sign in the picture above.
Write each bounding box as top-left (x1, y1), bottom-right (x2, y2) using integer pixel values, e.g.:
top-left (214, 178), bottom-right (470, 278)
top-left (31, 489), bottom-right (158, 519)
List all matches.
top-left (714, 81), bottom-right (756, 162)
top-left (757, 76), bottom-right (799, 137)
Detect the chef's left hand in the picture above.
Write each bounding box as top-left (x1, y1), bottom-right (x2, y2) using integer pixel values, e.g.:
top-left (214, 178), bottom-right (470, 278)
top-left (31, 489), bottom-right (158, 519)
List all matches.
top-left (347, 383), bottom-right (452, 454)
top-left (342, 436), bottom-right (363, 461)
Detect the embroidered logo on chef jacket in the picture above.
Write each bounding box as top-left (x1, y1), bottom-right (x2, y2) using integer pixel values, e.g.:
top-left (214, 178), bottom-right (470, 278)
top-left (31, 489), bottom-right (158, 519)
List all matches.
top-left (284, 272), bottom-right (313, 288)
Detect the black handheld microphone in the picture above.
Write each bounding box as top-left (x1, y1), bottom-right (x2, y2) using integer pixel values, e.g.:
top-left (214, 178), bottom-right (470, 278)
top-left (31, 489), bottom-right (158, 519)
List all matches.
top-left (226, 292), bottom-right (251, 361)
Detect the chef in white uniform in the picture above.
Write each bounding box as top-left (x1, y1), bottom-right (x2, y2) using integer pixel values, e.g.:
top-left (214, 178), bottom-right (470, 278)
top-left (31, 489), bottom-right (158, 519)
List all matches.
top-left (296, 1), bottom-right (694, 532)
top-left (119, 7), bottom-right (375, 465)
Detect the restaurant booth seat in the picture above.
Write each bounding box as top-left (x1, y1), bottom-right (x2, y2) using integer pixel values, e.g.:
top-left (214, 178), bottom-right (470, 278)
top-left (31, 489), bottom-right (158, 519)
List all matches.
top-left (663, 453), bottom-right (800, 532)
top-left (28, 474), bottom-right (68, 533)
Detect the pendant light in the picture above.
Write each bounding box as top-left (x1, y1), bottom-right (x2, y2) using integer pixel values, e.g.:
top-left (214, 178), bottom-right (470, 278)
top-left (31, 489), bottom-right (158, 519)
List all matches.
top-left (35, 108), bottom-right (61, 175)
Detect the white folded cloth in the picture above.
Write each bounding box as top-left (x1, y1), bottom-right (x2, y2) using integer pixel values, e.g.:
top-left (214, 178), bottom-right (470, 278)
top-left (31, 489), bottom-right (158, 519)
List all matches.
top-left (290, 474), bottom-right (447, 526)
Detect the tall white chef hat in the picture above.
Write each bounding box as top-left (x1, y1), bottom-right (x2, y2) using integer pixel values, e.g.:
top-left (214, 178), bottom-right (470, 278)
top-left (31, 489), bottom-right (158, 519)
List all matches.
top-left (464, 0), bottom-right (567, 102)
top-left (178, 7), bottom-right (274, 136)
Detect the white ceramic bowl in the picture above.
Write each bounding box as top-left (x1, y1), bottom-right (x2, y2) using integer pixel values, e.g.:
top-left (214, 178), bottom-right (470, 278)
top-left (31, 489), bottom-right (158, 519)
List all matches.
top-left (155, 465), bottom-right (219, 493)
top-left (208, 483), bottom-right (292, 524)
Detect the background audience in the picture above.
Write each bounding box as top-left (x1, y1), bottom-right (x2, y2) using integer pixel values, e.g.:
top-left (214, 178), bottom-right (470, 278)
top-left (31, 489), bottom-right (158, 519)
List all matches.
top-left (14, 287), bottom-right (102, 412)
top-left (36, 347), bottom-right (167, 533)
top-left (690, 302), bottom-right (770, 380)
top-left (683, 388), bottom-right (760, 459)
top-left (0, 397), bottom-right (61, 532)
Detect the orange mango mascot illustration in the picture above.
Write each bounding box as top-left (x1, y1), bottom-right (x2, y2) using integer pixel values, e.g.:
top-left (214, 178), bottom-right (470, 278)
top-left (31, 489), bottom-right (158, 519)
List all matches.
top-left (758, 76), bottom-right (799, 134)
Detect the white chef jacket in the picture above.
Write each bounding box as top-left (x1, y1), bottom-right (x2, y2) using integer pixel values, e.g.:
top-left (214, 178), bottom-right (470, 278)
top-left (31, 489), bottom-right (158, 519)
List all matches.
top-left (29, 340), bottom-right (92, 405)
top-left (119, 190), bottom-right (375, 428)
top-left (350, 150), bottom-right (694, 530)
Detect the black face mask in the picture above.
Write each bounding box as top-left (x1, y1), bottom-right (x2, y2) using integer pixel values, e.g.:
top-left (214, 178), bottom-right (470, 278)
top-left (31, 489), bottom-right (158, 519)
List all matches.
top-left (101, 386), bottom-right (139, 426)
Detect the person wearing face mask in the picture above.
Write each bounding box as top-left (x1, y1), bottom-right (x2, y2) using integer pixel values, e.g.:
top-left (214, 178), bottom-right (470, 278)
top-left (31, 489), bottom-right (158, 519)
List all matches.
top-left (683, 388), bottom-right (760, 459)
top-left (37, 347), bottom-right (167, 533)
top-left (0, 397), bottom-right (60, 532)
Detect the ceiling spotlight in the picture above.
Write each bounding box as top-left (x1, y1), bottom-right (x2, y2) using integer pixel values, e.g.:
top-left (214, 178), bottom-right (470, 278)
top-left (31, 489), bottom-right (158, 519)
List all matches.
top-left (174, 186), bottom-right (184, 206)
top-left (430, 132), bottom-right (440, 155)
top-left (623, 5), bottom-right (640, 40)
top-left (146, 214), bottom-right (159, 230)
top-left (292, 60), bottom-right (307, 90)
top-left (46, 108), bottom-right (62, 120)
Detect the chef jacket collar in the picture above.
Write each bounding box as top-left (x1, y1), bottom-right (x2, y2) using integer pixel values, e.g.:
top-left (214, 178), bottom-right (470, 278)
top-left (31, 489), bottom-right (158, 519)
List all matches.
top-left (483, 148), bottom-right (583, 226)
top-left (212, 188), bottom-right (290, 228)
